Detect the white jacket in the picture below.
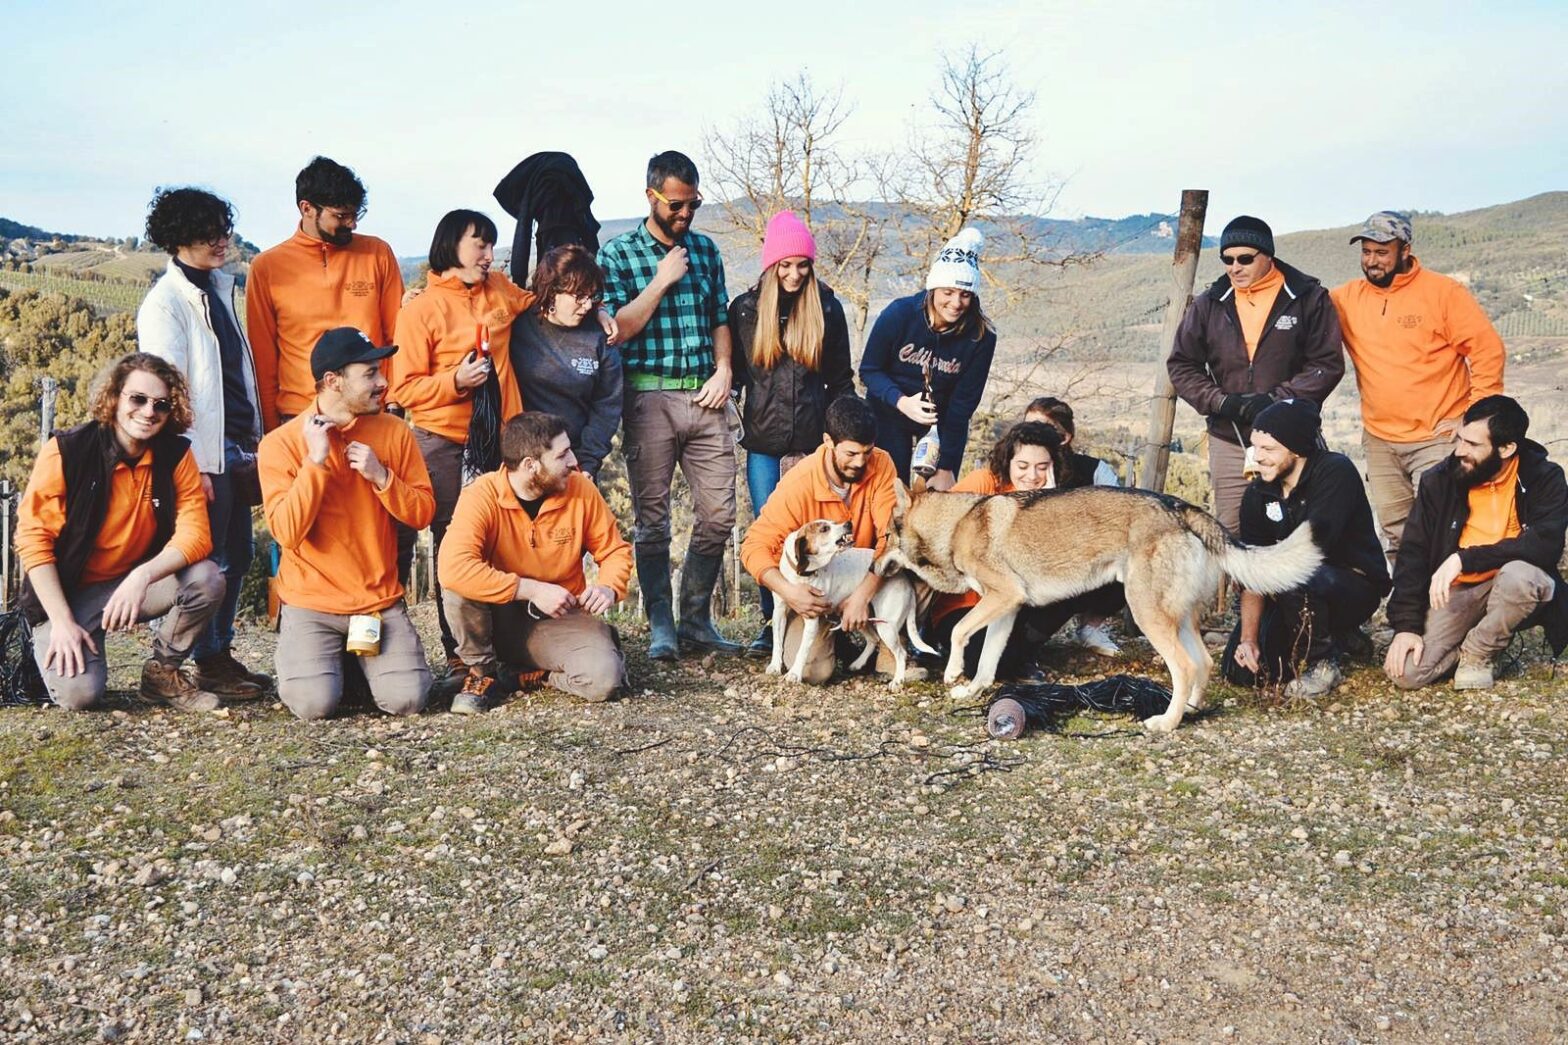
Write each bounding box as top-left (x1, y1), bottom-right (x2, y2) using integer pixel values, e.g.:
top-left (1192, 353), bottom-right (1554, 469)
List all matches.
top-left (137, 258), bottom-right (262, 473)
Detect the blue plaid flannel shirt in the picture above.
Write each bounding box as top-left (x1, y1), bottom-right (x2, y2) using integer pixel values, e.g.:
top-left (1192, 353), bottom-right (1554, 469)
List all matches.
top-left (597, 222), bottom-right (728, 380)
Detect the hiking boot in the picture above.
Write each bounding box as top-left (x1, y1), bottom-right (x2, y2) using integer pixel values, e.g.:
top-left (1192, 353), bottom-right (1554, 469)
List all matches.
top-left (1336, 627), bottom-right (1375, 663)
top-left (194, 651), bottom-right (267, 701)
top-left (1284, 659), bottom-right (1342, 700)
top-left (1071, 620), bottom-right (1121, 657)
top-left (1453, 656), bottom-right (1495, 691)
top-left (140, 658), bottom-right (220, 712)
top-left (451, 670), bottom-right (503, 715)
top-left (676, 550), bottom-right (742, 656)
top-left (746, 623), bottom-right (774, 659)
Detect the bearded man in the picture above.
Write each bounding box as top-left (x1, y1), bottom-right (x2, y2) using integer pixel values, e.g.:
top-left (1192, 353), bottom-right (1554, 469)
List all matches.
top-left (1384, 395), bottom-right (1567, 690)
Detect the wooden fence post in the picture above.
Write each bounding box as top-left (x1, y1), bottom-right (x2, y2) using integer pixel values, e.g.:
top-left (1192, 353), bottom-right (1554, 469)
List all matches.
top-left (1138, 190), bottom-right (1209, 493)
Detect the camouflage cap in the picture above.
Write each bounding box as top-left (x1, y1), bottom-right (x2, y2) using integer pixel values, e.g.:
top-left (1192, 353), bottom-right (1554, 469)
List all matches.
top-left (1349, 210), bottom-right (1413, 245)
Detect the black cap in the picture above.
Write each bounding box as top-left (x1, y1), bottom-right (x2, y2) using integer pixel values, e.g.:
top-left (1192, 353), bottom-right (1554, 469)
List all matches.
top-left (310, 327), bottom-right (397, 380)
top-left (1220, 215), bottom-right (1275, 257)
top-left (1251, 398), bottom-right (1321, 457)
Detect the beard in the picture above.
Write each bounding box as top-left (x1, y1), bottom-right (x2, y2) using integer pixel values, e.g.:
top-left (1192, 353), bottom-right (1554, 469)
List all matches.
top-left (1362, 263), bottom-right (1397, 288)
top-left (650, 209), bottom-right (689, 242)
top-left (538, 465), bottom-right (572, 497)
top-left (315, 218), bottom-right (353, 247)
top-left (1457, 448), bottom-right (1504, 488)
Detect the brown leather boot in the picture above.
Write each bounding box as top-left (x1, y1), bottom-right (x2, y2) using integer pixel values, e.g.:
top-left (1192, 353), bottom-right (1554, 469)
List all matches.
top-left (140, 659), bottom-right (220, 712)
top-left (194, 651), bottom-right (268, 700)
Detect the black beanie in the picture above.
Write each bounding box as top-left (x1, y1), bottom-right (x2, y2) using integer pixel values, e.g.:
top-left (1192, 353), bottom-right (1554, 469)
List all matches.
top-left (1221, 215), bottom-right (1275, 256)
top-left (1251, 399), bottom-right (1320, 456)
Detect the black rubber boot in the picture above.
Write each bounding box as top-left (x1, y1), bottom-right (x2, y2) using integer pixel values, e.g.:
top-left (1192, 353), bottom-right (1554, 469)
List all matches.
top-left (746, 622), bottom-right (773, 659)
top-left (676, 550), bottom-right (743, 655)
top-left (635, 546), bottom-right (678, 661)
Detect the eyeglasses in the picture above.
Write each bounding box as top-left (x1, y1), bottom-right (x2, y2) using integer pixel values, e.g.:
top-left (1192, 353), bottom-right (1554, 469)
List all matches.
top-left (650, 187), bottom-right (703, 213)
top-left (313, 204), bottom-right (366, 223)
top-left (123, 391), bottom-right (173, 416)
top-left (1220, 252), bottom-right (1258, 266)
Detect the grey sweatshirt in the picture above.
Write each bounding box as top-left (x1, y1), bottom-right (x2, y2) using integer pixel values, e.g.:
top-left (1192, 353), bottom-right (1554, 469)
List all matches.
top-left (509, 308), bottom-right (625, 477)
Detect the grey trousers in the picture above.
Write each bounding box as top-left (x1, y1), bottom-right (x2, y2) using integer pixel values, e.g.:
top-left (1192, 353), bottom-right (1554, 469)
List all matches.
top-left (32, 559), bottom-right (224, 710)
top-left (1363, 431), bottom-right (1454, 555)
top-left (1208, 435), bottom-right (1249, 533)
top-left (444, 593), bottom-right (625, 702)
top-left (622, 389), bottom-right (737, 556)
top-left (1387, 561), bottom-right (1557, 689)
top-left (276, 602), bottom-right (431, 720)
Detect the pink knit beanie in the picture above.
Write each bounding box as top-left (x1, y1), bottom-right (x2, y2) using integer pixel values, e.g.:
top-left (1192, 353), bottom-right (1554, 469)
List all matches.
top-left (761, 211), bottom-right (816, 270)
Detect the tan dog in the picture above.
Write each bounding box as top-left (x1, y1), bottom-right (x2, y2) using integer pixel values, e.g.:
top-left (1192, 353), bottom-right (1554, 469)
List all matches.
top-left (874, 481), bottom-right (1322, 731)
top-left (768, 519), bottom-right (937, 689)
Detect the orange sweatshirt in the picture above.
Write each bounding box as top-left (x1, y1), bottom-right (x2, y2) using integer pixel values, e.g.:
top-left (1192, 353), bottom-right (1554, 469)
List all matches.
top-left (1235, 265), bottom-right (1285, 360)
top-left (932, 469), bottom-right (1012, 623)
top-left (740, 445), bottom-right (899, 583)
top-left (388, 270), bottom-right (534, 442)
top-left (1457, 455), bottom-right (1522, 584)
top-left (16, 438), bottom-right (212, 584)
top-left (258, 409), bottom-right (435, 615)
top-left (1331, 257), bottom-right (1505, 442)
top-left (246, 228), bottom-right (405, 430)
top-left (438, 470), bottom-right (632, 604)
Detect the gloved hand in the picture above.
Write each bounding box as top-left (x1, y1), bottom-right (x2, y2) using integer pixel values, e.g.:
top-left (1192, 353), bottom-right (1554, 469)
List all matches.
top-left (1236, 393), bottom-right (1274, 424)
top-left (1216, 394), bottom-right (1246, 422)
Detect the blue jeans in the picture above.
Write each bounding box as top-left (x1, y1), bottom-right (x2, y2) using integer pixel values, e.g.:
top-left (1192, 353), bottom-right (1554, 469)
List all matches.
top-left (746, 450), bottom-right (784, 618)
top-left (193, 439), bottom-right (256, 660)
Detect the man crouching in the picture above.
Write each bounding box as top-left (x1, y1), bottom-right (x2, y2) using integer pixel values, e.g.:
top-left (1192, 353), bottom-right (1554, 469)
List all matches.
top-left (438, 412), bottom-right (632, 712)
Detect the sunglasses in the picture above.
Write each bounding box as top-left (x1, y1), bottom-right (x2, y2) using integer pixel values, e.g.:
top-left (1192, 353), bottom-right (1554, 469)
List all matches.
top-left (1221, 252), bottom-right (1259, 266)
top-left (123, 391), bottom-right (173, 416)
top-left (650, 187), bottom-right (703, 213)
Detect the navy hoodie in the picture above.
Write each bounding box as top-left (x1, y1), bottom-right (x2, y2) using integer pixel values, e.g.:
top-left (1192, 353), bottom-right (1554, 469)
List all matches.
top-left (859, 292), bottom-right (997, 472)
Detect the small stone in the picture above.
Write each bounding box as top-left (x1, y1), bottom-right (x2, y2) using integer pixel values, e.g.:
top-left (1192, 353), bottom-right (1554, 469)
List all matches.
top-left (944, 895), bottom-right (966, 914)
top-left (184, 987), bottom-right (203, 1007)
top-left (350, 826), bottom-right (368, 841)
top-left (773, 970), bottom-right (793, 987)
top-left (913, 804), bottom-right (930, 816)
top-left (1333, 850), bottom-right (1353, 868)
top-left (909, 734), bottom-right (931, 749)
top-left (544, 838), bottom-right (574, 857)
top-left (1290, 827), bottom-right (1308, 840)
top-left (588, 945), bottom-right (608, 961)
top-left (1376, 1016), bottom-right (1392, 1031)
top-left (1017, 918), bottom-right (1034, 932)
top-left (219, 868), bottom-right (238, 885)
top-left (767, 905), bottom-right (785, 921)
top-left (568, 770), bottom-right (585, 790)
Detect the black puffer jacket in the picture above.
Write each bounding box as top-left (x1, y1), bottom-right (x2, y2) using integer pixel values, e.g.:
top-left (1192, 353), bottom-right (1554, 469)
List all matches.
top-left (1387, 440), bottom-right (1568, 653)
top-left (728, 282), bottom-right (855, 456)
top-left (1167, 258), bottom-right (1345, 445)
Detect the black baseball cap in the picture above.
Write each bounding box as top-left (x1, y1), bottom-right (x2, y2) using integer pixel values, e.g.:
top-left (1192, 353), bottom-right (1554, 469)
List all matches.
top-left (310, 326), bottom-right (397, 380)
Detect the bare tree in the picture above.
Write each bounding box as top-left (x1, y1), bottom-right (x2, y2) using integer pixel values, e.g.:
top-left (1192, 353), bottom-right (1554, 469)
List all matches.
top-left (702, 75), bottom-right (890, 339)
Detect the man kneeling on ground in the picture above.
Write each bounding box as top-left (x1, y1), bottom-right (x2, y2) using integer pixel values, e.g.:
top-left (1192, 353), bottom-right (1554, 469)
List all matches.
top-left (259, 327), bottom-right (437, 720)
top-left (18, 353), bottom-right (223, 711)
top-left (438, 412), bottom-right (632, 712)
top-left (1225, 399), bottom-right (1390, 698)
top-left (739, 396), bottom-right (918, 684)
top-left (1385, 395), bottom-right (1567, 690)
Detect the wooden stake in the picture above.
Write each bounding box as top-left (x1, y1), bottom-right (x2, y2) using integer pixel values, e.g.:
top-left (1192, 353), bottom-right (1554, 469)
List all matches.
top-left (1138, 190), bottom-right (1209, 493)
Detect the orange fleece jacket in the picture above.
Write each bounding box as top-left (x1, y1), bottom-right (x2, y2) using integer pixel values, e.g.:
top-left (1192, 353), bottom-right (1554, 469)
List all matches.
top-left (932, 469), bottom-right (1012, 623)
top-left (246, 228), bottom-right (405, 430)
top-left (1457, 455), bottom-right (1522, 584)
top-left (259, 409), bottom-right (434, 615)
top-left (1331, 257), bottom-right (1505, 442)
top-left (438, 470), bottom-right (632, 604)
top-left (388, 270), bottom-right (534, 441)
top-left (740, 444), bottom-right (899, 583)
top-left (16, 438), bottom-right (212, 584)
top-left (1235, 265), bottom-right (1285, 360)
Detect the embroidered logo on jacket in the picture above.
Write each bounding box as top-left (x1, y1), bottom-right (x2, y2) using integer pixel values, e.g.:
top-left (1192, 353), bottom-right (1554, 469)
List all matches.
top-left (344, 280), bottom-right (376, 298)
top-left (1396, 314), bottom-right (1423, 329)
top-left (571, 358), bottom-right (599, 376)
top-left (1274, 315), bottom-right (1298, 331)
top-left (1265, 501), bottom-right (1284, 522)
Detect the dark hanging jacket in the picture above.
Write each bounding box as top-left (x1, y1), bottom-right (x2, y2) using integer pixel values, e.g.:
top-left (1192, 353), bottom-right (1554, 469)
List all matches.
top-left (1167, 258), bottom-right (1346, 446)
top-left (19, 422), bottom-right (187, 625)
top-left (1386, 440), bottom-right (1568, 653)
top-left (728, 282), bottom-right (856, 456)
top-left (1239, 450), bottom-right (1391, 593)
top-left (493, 152), bottom-right (601, 282)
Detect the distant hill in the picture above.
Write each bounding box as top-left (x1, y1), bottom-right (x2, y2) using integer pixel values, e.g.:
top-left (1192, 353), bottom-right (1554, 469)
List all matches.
top-left (0, 217), bottom-right (83, 243)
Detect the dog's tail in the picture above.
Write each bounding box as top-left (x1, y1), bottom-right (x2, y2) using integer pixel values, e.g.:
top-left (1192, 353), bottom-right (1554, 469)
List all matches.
top-left (906, 613), bottom-right (940, 657)
top-left (1178, 505), bottom-right (1322, 595)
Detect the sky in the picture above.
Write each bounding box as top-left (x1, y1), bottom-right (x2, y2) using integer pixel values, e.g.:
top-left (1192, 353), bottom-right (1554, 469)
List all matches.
top-left (6, 0), bottom-right (1566, 258)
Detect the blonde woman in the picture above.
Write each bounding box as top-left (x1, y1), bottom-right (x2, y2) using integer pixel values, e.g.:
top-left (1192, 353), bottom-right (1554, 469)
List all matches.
top-left (727, 211), bottom-right (854, 654)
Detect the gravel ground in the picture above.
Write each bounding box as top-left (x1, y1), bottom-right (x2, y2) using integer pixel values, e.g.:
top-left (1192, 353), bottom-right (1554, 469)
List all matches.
top-left (2, 603), bottom-right (1566, 1043)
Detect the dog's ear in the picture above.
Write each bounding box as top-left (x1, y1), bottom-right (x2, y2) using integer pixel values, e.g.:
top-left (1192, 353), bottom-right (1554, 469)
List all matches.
top-left (790, 532), bottom-right (811, 572)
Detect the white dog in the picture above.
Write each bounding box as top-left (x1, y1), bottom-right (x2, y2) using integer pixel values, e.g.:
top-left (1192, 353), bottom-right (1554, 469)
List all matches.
top-left (766, 519), bottom-right (937, 688)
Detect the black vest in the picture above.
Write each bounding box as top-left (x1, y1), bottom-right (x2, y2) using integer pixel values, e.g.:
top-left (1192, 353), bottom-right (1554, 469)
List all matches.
top-left (19, 423), bottom-right (188, 624)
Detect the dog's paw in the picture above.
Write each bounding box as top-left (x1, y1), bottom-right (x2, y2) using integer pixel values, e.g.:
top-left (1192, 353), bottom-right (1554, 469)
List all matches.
top-left (784, 669), bottom-right (805, 684)
top-left (887, 679), bottom-right (903, 692)
top-left (942, 666), bottom-right (965, 686)
top-left (950, 682), bottom-right (972, 700)
top-left (765, 662), bottom-right (783, 675)
top-left (1141, 715), bottom-right (1179, 734)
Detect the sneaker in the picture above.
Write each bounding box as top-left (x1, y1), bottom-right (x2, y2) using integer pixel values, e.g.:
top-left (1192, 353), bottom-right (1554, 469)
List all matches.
top-left (1071, 620), bottom-right (1121, 657)
top-left (451, 670), bottom-right (504, 715)
top-left (140, 658), bottom-right (220, 712)
top-left (1284, 660), bottom-right (1342, 700)
top-left (1453, 656), bottom-right (1495, 691)
top-left (194, 651), bottom-right (267, 701)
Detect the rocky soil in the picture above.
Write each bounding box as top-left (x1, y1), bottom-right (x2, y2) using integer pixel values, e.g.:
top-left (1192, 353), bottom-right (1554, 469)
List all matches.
top-left (2, 606), bottom-right (1565, 1043)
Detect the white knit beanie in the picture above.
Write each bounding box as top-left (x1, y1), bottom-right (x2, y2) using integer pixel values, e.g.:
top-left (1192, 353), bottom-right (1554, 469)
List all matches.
top-left (925, 227), bottom-right (984, 292)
